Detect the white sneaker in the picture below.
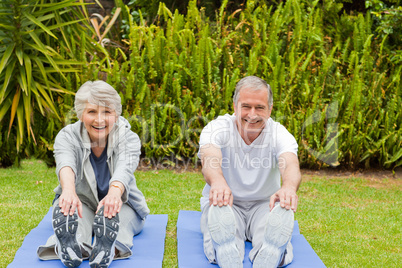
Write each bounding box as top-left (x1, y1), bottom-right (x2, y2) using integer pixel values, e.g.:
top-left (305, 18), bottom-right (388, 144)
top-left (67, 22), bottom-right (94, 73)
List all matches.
top-left (52, 207), bottom-right (83, 267)
top-left (89, 206), bottom-right (119, 268)
top-left (207, 205), bottom-right (242, 268)
top-left (279, 242), bottom-right (294, 267)
top-left (253, 205), bottom-right (294, 268)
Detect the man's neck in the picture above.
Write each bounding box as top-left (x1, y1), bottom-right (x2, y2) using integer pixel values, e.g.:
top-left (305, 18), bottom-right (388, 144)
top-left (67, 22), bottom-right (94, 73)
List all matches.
top-left (238, 128), bottom-right (263, 145)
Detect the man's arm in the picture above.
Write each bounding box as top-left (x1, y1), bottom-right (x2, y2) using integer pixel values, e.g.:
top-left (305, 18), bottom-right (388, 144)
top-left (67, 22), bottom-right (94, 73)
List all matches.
top-left (200, 144), bottom-right (233, 207)
top-left (269, 152), bottom-right (301, 212)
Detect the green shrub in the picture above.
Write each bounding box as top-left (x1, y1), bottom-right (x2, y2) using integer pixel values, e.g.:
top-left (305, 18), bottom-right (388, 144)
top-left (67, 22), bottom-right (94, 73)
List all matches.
top-left (1, 0), bottom-right (401, 169)
top-left (0, 0), bottom-right (108, 167)
top-left (102, 0), bottom-right (400, 169)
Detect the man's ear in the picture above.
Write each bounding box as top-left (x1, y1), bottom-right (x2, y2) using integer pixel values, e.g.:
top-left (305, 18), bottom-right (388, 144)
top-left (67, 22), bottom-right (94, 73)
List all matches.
top-left (268, 104), bottom-right (273, 118)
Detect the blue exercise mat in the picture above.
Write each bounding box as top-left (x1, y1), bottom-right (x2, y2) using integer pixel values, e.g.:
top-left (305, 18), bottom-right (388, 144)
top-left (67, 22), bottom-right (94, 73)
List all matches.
top-left (8, 207), bottom-right (168, 268)
top-left (177, 210), bottom-right (326, 268)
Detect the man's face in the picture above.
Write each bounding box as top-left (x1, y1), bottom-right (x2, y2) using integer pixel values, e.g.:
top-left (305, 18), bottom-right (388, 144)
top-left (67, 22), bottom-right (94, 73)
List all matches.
top-left (81, 102), bottom-right (117, 144)
top-left (233, 87), bottom-right (272, 136)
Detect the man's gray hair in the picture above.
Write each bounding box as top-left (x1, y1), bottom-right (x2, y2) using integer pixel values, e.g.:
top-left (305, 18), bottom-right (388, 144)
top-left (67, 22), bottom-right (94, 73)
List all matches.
top-left (233, 76), bottom-right (273, 108)
top-left (74, 80), bottom-right (122, 119)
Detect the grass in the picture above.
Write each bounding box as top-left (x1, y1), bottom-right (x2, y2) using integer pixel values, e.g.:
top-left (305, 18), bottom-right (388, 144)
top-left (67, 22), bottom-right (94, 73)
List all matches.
top-left (1, 160), bottom-right (401, 267)
top-left (297, 173), bottom-right (401, 267)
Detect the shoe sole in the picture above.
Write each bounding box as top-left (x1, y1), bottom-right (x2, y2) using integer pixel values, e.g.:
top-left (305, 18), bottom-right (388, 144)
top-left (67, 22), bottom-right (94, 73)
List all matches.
top-left (52, 207), bottom-right (82, 267)
top-left (89, 207), bottom-right (119, 268)
top-left (207, 205), bottom-right (242, 268)
top-left (253, 205), bottom-right (294, 268)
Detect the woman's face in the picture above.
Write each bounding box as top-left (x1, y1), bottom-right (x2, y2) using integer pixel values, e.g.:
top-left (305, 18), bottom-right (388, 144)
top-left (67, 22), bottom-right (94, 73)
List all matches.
top-left (81, 102), bottom-right (117, 144)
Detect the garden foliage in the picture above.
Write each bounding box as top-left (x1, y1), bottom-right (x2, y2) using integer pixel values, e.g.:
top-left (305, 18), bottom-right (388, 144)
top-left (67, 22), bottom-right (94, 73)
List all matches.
top-left (0, 0), bottom-right (99, 166)
top-left (0, 0), bottom-right (401, 169)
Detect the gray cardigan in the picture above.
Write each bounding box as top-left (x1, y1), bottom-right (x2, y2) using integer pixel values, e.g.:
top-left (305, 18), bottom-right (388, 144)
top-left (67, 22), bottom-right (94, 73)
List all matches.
top-left (53, 116), bottom-right (150, 219)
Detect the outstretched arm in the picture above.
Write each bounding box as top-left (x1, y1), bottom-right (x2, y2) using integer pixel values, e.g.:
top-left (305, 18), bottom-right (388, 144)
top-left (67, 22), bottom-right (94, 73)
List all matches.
top-left (269, 152), bottom-right (301, 212)
top-left (58, 166), bottom-right (83, 218)
top-left (97, 181), bottom-right (124, 219)
top-left (200, 144), bottom-right (233, 207)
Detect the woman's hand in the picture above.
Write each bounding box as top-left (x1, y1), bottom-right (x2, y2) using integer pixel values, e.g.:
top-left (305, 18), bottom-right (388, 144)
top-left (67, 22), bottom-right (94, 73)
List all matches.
top-left (97, 182), bottom-right (124, 218)
top-left (58, 166), bottom-right (83, 218)
top-left (59, 188), bottom-right (83, 218)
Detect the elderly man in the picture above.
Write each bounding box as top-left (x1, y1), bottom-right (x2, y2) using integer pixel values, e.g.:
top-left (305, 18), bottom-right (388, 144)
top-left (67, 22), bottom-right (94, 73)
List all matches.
top-left (198, 76), bottom-right (301, 268)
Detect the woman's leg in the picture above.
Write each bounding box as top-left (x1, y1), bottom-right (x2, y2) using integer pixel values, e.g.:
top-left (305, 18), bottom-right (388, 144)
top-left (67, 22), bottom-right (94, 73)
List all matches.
top-left (37, 199), bottom-right (95, 261)
top-left (113, 203), bottom-right (145, 259)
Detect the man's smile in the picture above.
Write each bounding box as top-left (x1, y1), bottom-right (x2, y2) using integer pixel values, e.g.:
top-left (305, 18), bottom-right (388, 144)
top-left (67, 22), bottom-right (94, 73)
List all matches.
top-left (244, 118), bottom-right (262, 124)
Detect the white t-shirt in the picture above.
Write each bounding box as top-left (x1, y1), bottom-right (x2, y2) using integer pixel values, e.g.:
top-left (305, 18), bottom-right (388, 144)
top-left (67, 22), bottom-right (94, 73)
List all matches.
top-left (198, 114), bottom-right (298, 209)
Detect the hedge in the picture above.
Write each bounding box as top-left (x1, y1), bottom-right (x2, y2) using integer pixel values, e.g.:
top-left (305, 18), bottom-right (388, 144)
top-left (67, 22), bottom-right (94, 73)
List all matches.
top-left (1, 0), bottom-right (401, 169)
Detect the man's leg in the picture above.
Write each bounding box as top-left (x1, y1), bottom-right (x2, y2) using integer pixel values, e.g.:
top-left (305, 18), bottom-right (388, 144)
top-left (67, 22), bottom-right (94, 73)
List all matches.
top-left (248, 201), bottom-right (294, 268)
top-left (200, 204), bottom-right (245, 268)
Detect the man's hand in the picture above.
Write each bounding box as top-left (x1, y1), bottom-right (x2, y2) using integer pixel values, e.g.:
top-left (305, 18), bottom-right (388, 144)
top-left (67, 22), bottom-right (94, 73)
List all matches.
top-left (200, 144), bottom-right (233, 207)
top-left (209, 180), bottom-right (233, 207)
top-left (269, 186), bottom-right (298, 212)
top-left (59, 189), bottom-right (83, 218)
top-left (273, 152), bottom-right (301, 213)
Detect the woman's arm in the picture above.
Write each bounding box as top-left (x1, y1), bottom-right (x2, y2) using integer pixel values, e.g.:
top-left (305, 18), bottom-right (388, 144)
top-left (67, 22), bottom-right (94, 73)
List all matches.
top-left (97, 181), bottom-right (124, 219)
top-left (58, 166), bottom-right (83, 218)
top-left (109, 123), bottom-right (141, 202)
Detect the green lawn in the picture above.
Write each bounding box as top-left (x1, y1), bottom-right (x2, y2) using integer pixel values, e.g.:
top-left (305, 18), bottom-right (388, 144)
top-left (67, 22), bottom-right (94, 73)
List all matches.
top-left (1, 160), bottom-right (401, 267)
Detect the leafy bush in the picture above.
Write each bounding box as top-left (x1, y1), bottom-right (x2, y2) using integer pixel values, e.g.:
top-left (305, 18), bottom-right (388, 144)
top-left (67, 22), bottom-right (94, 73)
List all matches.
top-left (1, 0), bottom-right (401, 169)
top-left (366, 0), bottom-right (402, 65)
top-left (106, 0), bottom-right (400, 169)
top-left (0, 0), bottom-right (99, 166)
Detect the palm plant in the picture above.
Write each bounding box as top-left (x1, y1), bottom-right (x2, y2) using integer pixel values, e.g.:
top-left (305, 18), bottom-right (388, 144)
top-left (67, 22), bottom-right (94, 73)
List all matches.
top-left (0, 0), bottom-right (96, 152)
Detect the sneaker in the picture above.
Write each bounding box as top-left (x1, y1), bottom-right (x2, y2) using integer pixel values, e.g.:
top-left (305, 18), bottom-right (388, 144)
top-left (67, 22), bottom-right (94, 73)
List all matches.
top-left (89, 206), bottom-right (119, 268)
top-left (253, 205), bottom-right (294, 268)
top-left (52, 207), bottom-right (83, 267)
top-left (207, 205), bottom-right (242, 268)
top-left (278, 242), bottom-right (293, 267)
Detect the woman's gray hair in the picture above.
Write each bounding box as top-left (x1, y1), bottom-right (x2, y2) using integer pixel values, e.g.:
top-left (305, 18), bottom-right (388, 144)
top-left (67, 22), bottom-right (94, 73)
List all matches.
top-left (74, 80), bottom-right (122, 119)
top-left (233, 76), bottom-right (273, 108)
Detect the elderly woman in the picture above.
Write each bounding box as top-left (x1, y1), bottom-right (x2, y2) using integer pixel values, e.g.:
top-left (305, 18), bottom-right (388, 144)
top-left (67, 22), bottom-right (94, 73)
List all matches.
top-left (37, 81), bottom-right (149, 268)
